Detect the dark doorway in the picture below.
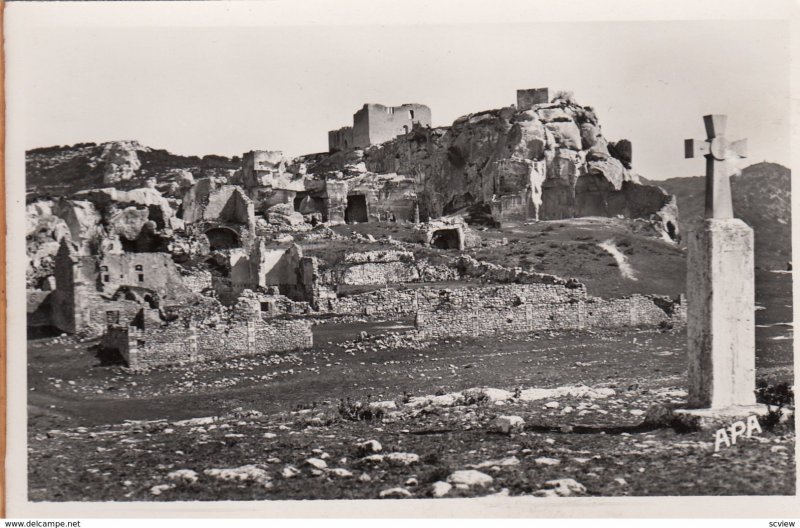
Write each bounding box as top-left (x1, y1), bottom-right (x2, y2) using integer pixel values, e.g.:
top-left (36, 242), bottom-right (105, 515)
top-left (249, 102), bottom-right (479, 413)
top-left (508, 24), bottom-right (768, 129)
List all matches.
top-left (666, 221), bottom-right (677, 241)
top-left (345, 194), bottom-right (369, 223)
top-left (205, 227), bottom-right (241, 251)
top-left (431, 228), bottom-right (461, 250)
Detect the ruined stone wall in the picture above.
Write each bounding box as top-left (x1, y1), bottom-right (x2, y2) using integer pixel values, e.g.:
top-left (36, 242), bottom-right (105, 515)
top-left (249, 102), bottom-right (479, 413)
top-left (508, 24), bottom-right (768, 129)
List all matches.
top-left (242, 150), bottom-right (286, 189)
top-left (104, 319), bottom-right (196, 370)
top-left (320, 288), bottom-right (419, 318)
top-left (415, 286), bottom-right (685, 340)
top-left (323, 181), bottom-right (348, 224)
top-left (103, 310), bottom-right (313, 369)
top-left (353, 104), bottom-right (432, 149)
top-left (415, 283), bottom-right (585, 339)
top-left (583, 294), bottom-right (685, 328)
top-left (50, 242), bottom-right (143, 336)
top-left (328, 127), bottom-right (354, 153)
top-left (517, 88), bottom-right (550, 111)
top-left (345, 174), bottom-right (418, 223)
top-left (339, 262), bottom-right (419, 286)
top-left (191, 317), bottom-right (314, 364)
top-left (329, 250), bottom-right (420, 286)
top-left (181, 178), bottom-right (218, 224)
top-left (98, 252), bottom-right (188, 298)
top-left (180, 269), bottom-right (213, 293)
top-left (203, 186), bottom-right (254, 225)
top-left (50, 242), bottom-right (78, 333)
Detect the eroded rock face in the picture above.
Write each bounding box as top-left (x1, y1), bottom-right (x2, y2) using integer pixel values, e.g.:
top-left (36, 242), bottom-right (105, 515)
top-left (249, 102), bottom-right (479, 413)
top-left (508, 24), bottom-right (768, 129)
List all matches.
top-left (345, 95), bottom-right (677, 239)
top-left (101, 141), bottom-right (143, 184)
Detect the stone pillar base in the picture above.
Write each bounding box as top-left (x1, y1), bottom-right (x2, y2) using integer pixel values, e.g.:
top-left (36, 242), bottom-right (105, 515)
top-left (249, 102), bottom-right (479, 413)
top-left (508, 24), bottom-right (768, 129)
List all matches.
top-left (673, 404), bottom-right (771, 430)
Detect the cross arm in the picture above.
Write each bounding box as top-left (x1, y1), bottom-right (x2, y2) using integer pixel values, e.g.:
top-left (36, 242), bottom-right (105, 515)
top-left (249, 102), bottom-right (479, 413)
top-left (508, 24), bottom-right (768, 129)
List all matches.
top-left (684, 138), bottom-right (709, 159)
top-left (728, 138), bottom-right (747, 158)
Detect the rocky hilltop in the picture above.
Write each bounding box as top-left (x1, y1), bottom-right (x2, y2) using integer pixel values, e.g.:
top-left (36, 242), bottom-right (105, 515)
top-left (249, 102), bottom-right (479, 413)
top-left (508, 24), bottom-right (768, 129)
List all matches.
top-left (26, 89), bottom-right (687, 291)
top-left (26, 141), bottom-right (239, 198)
top-left (305, 90), bottom-right (677, 237)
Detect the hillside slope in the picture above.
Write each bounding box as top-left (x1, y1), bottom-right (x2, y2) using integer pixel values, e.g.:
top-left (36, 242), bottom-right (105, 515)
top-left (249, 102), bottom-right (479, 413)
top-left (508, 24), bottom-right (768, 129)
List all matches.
top-left (26, 141), bottom-right (239, 198)
top-left (646, 162), bottom-right (791, 269)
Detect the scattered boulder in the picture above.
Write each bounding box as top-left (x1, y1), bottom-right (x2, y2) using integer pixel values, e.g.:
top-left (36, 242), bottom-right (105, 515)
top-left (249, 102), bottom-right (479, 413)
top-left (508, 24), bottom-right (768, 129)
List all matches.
top-left (431, 481), bottom-right (453, 498)
top-left (149, 483), bottom-right (175, 496)
top-left (447, 470), bottom-right (493, 487)
top-left (385, 452), bottom-right (420, 466)
top-left (305, 458), bottom-right (328, 470)
top-left (536, 478), bottom-right (586, 497)
top-left (358, 439), bottom-right (383, 455)
top-left (282, 466), bottom-right (300, 478)
top-left (379, 487), bottom-right (412, 498)
top-left (166, 469), bottom-right (198, 485)
top-left (518, 385), bottom-right (615, 402)
top-left (328, 468), bottom-right (353, 478)
top-left (472, 457), bottom-right (521, 469)
top-left (491, 415), bottom-right (525, 434)
top-left (464, 387), bottom-right (513, 403)
top-left (266, 203), bottom-right (305, 227)
top-left (203, 465), bottom-right (272, 487)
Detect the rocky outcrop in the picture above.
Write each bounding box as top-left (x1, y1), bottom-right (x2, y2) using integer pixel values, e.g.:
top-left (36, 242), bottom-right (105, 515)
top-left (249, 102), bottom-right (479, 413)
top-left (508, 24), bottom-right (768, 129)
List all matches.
top-left (266, 203), bottom-right (305, 227)
top-left (101, 141), bottom-right (144, 184)
top-left (331, 94), bottom-right (679, 239)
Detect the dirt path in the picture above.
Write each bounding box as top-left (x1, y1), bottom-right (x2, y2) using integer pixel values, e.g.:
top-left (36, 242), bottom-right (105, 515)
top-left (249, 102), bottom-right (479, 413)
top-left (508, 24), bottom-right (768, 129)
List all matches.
top-left (597, 239), bottom-right (637, 281)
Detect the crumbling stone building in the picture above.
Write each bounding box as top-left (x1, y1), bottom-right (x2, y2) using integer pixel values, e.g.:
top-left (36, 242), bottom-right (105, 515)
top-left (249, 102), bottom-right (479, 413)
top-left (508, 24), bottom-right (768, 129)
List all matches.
top-left (329, 103), bottom-right (432, 152)
top-left (46, 239), bottom-right (191, 336)
top-left (182, 181), bottom-right (256, 251)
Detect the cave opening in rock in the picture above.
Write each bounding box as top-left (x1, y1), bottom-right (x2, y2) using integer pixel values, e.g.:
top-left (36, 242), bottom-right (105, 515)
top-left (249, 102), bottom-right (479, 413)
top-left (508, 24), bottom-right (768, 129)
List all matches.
top-left (205, 227), bottom-right (241, 251)
top-left (294, 193), bottom-right (326, 216)
top-left (345, 194), bottom-right (369, 223)
top-left (666, 221), bottom-right (677, 241)
top-left (204, 257), bottom-right (230, 278)
top-left (430, 228), bottom-right (462, 250)
top-left (443, 192), bottom-right (475, 216)
top-left (120, 226), bottom-right (170, 253)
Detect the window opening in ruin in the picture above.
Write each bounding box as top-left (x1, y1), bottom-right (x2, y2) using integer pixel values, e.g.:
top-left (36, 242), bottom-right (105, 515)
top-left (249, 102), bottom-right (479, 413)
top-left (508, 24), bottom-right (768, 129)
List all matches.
top-left (205, 227), bottom-right (241, 251)
top-left (387, 107), bottom-right (394, 115)
top-left (409, 110), bottom-right (415, 119)
top-left (103, 275), bottom-right (110, 283)
top-left (344, 194), bottom-right (369, 223)
top-left (403, 125), bottom-right (409, 134)
top-left (138, 274), bottom-right (144, 283)
top-left (135, 265), bottom-right (143, 271)
top-left (430, 228), bottom-right (462, 250)
top-left (106, 311), bottom-right (120, 325)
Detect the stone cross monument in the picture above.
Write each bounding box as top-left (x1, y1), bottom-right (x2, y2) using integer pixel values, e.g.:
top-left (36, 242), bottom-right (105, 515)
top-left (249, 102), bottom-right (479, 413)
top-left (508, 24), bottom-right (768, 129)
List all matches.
top-left (680, 115), bottom-right (763, 422)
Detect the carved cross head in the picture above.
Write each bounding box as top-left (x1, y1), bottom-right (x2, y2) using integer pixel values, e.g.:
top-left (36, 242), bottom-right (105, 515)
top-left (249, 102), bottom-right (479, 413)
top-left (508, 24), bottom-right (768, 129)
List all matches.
top-left (684, 114), bottom-right (747, 219)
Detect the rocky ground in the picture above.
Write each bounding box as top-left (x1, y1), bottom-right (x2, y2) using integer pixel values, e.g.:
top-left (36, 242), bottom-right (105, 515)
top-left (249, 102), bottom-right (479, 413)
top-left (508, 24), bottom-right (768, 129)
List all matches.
top-left (27, 270), bottom-right (794, 501)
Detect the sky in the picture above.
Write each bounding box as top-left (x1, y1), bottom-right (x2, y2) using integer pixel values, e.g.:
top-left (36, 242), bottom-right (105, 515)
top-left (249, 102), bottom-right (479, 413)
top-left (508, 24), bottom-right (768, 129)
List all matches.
top-left (7, 6), bottom-right (791, 180)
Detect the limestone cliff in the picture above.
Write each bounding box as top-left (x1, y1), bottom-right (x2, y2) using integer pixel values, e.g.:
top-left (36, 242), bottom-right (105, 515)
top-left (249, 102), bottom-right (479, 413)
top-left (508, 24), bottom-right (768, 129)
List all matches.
top-left (306, 93), bottom-right (678, 239)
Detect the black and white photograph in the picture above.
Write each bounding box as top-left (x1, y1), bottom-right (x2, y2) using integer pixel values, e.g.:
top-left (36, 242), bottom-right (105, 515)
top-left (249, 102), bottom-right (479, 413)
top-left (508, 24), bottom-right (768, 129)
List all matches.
top-left (5, 0), bottom-right (798, 519)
